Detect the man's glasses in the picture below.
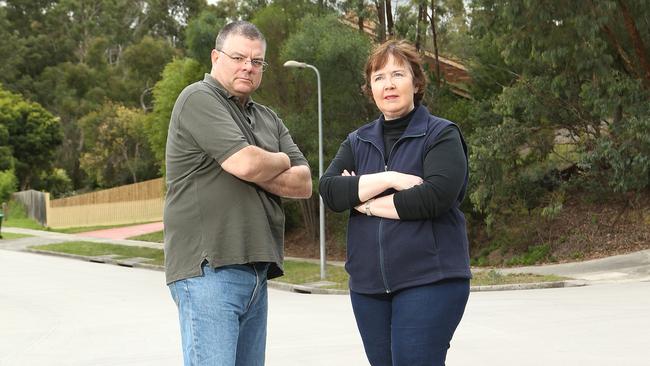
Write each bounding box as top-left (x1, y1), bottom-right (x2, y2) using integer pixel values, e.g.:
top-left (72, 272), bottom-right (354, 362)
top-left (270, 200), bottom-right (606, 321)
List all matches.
top-left (217, 49), bottom-right (268, 72)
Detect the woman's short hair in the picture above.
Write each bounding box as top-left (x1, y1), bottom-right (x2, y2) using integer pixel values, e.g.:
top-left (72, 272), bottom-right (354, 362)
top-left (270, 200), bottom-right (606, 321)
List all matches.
top-left (363, 40), bottom-right (427, 105)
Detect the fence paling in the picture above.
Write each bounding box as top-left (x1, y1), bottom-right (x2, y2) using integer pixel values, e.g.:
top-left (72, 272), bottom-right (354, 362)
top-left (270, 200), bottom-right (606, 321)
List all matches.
top-left (50, 178), bottom-right (164, 208)
top-left (12, 190), bottom-right (47, 225)
top-left (45, 178), bottom-right (165, 228)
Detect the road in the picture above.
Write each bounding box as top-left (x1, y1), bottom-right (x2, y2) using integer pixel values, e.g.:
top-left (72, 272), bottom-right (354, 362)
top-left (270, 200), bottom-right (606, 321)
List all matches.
top-left (1, 249), bottom-right (649, 366)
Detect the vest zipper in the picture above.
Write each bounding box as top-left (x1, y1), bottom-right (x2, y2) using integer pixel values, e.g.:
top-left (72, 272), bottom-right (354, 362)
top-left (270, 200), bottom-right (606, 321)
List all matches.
top-left (377, 217), bottom-right (391, 293)
top-left (356, 131), bottom-right (425, 294)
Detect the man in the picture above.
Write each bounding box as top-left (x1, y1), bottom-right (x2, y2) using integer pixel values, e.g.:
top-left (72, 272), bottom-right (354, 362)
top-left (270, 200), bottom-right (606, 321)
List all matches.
top-left (164, 21), bottom-right (312, 366)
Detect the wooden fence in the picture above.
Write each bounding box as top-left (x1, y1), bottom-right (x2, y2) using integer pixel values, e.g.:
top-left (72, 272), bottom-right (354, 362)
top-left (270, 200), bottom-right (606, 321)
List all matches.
top-left (46, 178), bottom-right (165, 229)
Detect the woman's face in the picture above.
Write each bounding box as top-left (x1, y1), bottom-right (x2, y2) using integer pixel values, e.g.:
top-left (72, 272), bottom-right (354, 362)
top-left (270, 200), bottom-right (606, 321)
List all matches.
top-left (369, 55), bottom-right (417, 120)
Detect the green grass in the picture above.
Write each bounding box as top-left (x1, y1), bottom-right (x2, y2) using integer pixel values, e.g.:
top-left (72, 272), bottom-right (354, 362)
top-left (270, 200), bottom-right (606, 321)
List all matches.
top-left (28, 242), bottom-right (568, 289)
top-left (31, 241), bottom-right (164, 266)
top-left (51, 221), bottom-right (160, 234)
top-left (274, 261), bottom-right (350, 290)
top-left (0, 232), bottom-right (33, 240)
top-left (471, 269), bottom-right (565, 286)
top-left (128, 230), bottom-right (164, 243)
top-left (3, 200), bottom-right (44, 229)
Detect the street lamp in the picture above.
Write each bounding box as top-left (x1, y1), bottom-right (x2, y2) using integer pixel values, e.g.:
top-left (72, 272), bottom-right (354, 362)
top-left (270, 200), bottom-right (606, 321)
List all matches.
top-left (283, 60), bottom-right (326, 280)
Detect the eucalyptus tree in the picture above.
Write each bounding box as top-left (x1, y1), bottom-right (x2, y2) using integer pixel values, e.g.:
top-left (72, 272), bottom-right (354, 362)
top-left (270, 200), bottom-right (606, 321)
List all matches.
top-left (466, 0), bottom-right (650, 230)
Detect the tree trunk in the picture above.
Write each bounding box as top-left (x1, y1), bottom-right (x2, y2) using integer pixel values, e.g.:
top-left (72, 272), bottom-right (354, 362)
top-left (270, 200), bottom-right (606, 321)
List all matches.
top-left (357, 0), bottom-right (365, 34)
top-left (385, 0), bottom-right (393, 38)
top-left (415, 4), bottom-right (425, 51)
top-left (429, 0), bottom-right (441, 86)
top-left (375, 0), bottom-right (386, 42)
top-left (616, 0), bottom-right (650, 88)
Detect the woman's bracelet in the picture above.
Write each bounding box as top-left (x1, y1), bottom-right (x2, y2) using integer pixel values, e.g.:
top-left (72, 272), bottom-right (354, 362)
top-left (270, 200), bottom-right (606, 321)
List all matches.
top-left (364, 198), bottom-right (375, 216)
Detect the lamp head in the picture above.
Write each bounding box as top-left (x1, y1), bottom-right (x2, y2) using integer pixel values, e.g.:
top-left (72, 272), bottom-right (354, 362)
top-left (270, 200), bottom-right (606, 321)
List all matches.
top-left (283, 60), bottom-right (307, 68)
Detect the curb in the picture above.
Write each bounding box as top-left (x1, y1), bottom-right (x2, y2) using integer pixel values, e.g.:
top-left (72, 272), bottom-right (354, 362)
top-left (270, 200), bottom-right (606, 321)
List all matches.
top-left (22, 248), bottom-right (586, 295)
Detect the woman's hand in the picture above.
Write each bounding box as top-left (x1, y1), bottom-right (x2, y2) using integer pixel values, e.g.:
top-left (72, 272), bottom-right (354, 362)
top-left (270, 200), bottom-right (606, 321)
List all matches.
top-left (388, 171), bottom-right (423, 191)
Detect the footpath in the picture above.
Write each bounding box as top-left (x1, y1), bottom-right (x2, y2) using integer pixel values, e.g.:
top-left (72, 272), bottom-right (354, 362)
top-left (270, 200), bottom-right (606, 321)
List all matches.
top-left (3, 223), bottom-right (650, 293)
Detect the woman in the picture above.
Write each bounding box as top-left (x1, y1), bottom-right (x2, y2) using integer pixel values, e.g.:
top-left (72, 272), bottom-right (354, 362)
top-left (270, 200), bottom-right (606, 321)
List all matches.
top-left (319, 40), bottom-right (471, 366)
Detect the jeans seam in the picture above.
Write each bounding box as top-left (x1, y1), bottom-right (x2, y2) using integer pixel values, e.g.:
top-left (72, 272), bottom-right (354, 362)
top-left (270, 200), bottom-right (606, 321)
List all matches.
top-left (183, 281), bottom-right (199, 366)
top-left (246, 266), bottom-right (260, 312)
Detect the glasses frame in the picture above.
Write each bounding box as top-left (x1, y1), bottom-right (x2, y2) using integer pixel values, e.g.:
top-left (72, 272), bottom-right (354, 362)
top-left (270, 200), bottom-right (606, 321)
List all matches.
top-left (216, 49), bottom-right (268, 72)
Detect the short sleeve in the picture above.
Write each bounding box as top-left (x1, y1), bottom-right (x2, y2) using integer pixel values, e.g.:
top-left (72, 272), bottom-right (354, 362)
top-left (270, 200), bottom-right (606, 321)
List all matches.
top-left (273, 112), bottom-right (308, 167)
top-left (179, 90), bottom-right (249, 164)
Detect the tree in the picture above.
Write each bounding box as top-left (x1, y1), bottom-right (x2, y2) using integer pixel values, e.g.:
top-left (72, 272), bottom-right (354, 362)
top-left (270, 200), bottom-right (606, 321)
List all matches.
top-left (280, 14), bottom-right (373, 240)
top-left (0, 86), bottom-right (62, 190)
top-left (79, 102), bottom-right (158, 187)
top-left (185, 9), bottom-right (227, 69)
top-left (121, 36), bottom-right (178, 111)
top-left (147, 58), bottom-right (205, 167)
top-left (466, 0), bottom-right (650, 229)
top-left (251, 0), bottom-right (321, 108)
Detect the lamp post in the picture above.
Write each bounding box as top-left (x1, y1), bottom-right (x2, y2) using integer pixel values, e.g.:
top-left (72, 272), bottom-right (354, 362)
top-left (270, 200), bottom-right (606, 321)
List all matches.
top-left (283, 60), bottom-right (326, 280)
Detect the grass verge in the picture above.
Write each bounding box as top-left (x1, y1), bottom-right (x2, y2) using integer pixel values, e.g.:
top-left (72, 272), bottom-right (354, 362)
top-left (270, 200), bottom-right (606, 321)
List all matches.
top-left (128, 230), bottom-right (164, 243)
top-left (32, 241), bottom-right (164, 266)
top-left (28, 242), bottom-right (568, 289)
top-left (274, 261), bottom-right (350, 290)
top-left (471, 269), bottom-right (565, 286)
top-left (0, 232), bottom-right (33, 240)
top-left (51, 221), bottom-right (161, 234)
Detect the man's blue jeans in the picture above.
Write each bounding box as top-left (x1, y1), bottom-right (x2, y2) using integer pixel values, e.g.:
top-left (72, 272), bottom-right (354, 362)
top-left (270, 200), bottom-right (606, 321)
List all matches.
top-left (168, 262), bottom-right (269, 366)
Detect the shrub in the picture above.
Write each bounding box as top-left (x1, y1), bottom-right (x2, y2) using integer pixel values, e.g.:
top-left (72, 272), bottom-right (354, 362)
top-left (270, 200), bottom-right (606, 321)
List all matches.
top-left (0, 169), bottom-right (17, 202)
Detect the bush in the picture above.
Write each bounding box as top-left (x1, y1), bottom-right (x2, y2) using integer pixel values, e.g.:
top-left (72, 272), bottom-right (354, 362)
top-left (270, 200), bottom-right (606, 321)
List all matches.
top-left (0, 169), bottom-right (17, 202)
top-left (505, 244), bottom-right (551, 266)
top-left (40, 168), bottom-right (73, 198)
top-left (580, 116), bottom-right (650, 196)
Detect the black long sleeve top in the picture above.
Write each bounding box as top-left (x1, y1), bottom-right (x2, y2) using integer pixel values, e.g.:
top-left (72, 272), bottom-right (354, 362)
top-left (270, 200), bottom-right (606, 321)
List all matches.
top-left (319, 110), bottom-right (467, 220)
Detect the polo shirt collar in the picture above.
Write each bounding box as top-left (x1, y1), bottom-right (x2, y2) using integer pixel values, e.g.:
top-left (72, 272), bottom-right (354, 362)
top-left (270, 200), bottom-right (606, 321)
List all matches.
top-left (203, 73), bottom-right (255, 109)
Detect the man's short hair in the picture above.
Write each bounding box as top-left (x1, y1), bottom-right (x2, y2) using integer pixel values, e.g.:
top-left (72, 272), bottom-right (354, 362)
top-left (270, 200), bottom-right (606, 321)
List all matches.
top-left (215, 21), bottom-right (266, 50)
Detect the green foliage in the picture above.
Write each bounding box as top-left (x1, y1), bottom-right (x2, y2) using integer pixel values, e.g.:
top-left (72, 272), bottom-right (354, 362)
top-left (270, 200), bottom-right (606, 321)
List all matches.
top-left (580, 112), bottom-right (650, 196)
top-left (185, 10), bottom-right (226, 69)
top-left (0, 169), bottom-right (17, 202)
top-left (148, 58), bottom-right (205, 167)
top-left (39, 168), bottom-right (73, 198)
top-left (251, 0), bottom-right (321, 108)
top-left (280, 14), bottom-right (374, 171)
top-left (78, 102), bottom-right (158, 188)
top-left (466, 0), bottom-right (650, 234)
top-left (3, 199), bottom-right (43, 229)
top-left (0, 86), bottom-right (62, 190)
top-left (120, 36), bottom-right (178, 110)
top-left (505, 244), bottom-right (552, 266)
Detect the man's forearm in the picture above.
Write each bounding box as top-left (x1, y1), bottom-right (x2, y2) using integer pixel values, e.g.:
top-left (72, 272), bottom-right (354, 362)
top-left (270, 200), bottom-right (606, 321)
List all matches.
top-left (257, 165), bottom-right (312, 199)
top-left (221, 145), bottom-right (291, 182)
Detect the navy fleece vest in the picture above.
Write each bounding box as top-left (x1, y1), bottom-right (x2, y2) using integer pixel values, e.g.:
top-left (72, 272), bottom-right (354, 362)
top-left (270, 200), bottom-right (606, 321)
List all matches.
top-left (346, 105), bottom-right (471, 294)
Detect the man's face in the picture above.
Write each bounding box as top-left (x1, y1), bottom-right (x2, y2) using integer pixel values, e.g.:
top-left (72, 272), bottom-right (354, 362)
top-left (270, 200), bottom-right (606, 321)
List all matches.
top-left (210, 34), bottom-right (266, 99)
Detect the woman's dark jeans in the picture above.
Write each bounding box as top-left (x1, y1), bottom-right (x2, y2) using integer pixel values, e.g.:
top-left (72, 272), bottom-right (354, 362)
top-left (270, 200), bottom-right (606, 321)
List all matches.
top-left (350, 278), bottom-right (470, 366)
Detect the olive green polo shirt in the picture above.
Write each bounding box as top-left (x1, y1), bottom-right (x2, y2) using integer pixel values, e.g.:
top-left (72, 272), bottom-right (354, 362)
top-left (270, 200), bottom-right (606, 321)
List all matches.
top-left (163, 74), bottom-right (308, 284)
